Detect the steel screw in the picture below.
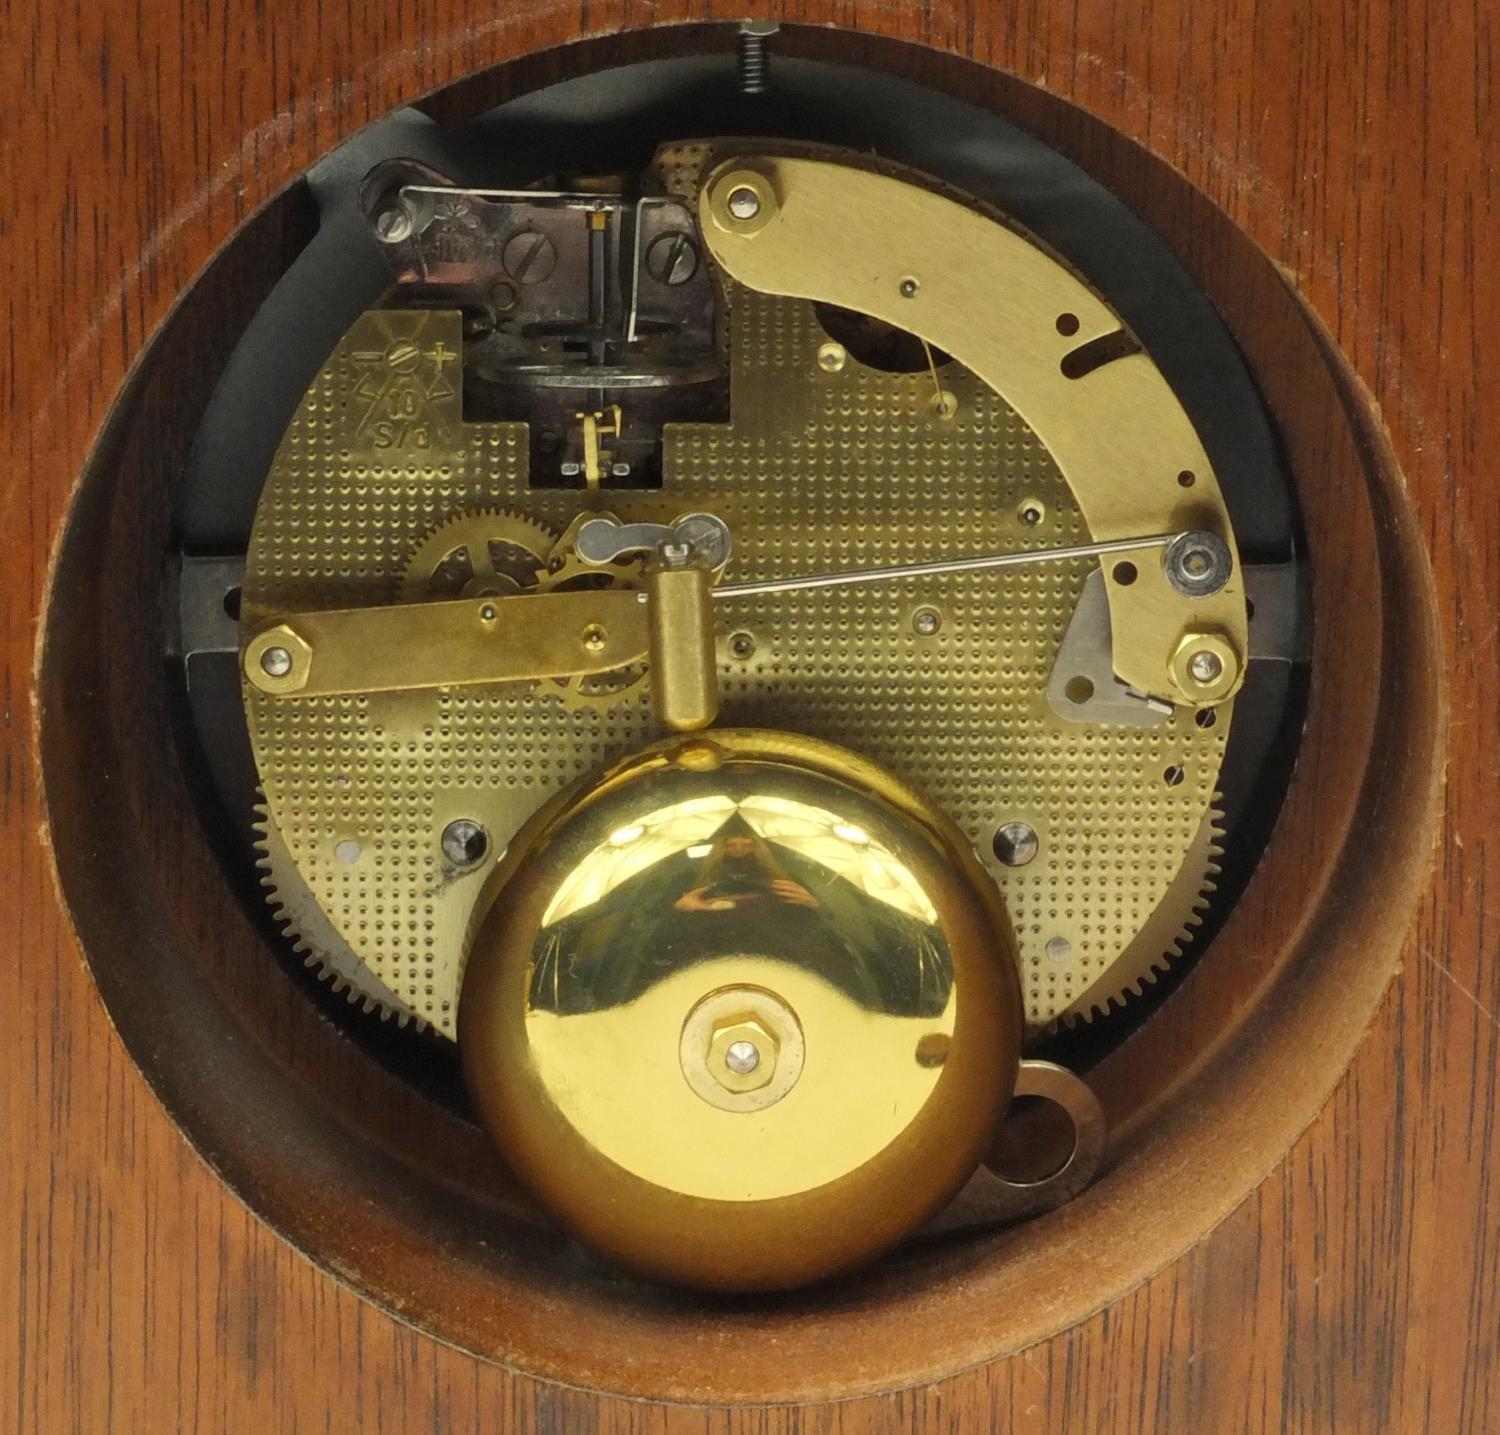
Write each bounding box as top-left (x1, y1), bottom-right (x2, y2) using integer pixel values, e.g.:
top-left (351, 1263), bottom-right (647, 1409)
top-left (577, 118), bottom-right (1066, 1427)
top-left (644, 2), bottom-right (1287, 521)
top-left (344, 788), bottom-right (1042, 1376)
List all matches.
top-left (727, 186), bottom-right (762, 221)
top-left (440, 819), bottom-right (489, 868)
top-left (725, 1039), bottom-right (761, 1075)
top-left (1162, 530), bottom-right (1233, 597)
top-left (912, 607), bottom-right (942, 636)
top-left (993, 822), bottom-right (1040, 868)
top-left (645, 231), bottom-right (700, 286)
top-left (1188, 649), bottom-right (1224, 683)
top-left (502, 230), bottom-right (558, 284)
top-left (705, 1016), bottom-right (779, 1093)
top-left (260, 646), bottom-right (292, 678)
top-left (372, 199), bottom-right (415, 244)
top-left (737, 20), bottom-right (779, 94)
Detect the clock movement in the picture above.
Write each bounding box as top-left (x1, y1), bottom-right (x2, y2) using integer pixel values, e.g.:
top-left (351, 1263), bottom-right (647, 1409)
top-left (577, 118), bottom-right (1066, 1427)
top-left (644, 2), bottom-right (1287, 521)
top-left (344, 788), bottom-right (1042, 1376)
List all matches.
top-left (26, 19), bottom-right (1462, 1414)
top-left (159, 72), bottom-right (1313, 1289)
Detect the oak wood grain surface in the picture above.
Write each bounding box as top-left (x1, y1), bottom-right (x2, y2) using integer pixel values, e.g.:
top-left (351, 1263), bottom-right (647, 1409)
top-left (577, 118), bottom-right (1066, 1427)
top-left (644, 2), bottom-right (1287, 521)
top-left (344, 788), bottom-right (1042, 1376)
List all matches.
top-left (2, 1), bottom-right (1496, 1432)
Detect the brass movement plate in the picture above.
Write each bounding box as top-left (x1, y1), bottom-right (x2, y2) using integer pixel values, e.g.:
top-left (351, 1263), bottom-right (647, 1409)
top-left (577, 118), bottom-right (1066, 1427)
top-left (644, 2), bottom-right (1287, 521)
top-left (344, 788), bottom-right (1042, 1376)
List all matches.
top-left (700, 153), bottom-right (1249, 707)
top-left (244, 296), bottom-right (1228, 1034)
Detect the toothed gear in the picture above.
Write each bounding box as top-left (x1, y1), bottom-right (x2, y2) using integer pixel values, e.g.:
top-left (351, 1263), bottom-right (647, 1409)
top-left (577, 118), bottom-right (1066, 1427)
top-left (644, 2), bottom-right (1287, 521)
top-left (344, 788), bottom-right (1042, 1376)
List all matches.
top-left (1059, 807), bottom-right (1224, 1024)
top-left (533, 543), bottom-right (650, 716)
top-left (255, 807), bottom-right (427, 1028)
top-left (400, 507), bottom-right (649, 716)
top-left (400, 507), bottom-right (557, 602)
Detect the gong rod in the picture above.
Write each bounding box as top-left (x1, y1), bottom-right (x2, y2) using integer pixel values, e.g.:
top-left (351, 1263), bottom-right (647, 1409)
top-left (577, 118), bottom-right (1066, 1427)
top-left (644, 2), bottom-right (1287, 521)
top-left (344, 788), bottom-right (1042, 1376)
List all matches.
top-left (712, 533), bottom-right (1178, 599)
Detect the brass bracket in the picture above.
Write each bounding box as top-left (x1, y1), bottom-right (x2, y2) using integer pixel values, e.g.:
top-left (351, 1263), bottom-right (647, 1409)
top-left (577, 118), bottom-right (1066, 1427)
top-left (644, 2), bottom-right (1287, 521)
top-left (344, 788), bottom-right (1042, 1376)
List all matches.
top-left (243, 562), bottom-right (720, 735)
top-left (243, 588), bottom-right (649, 698)
top-left (698, 153), bottom-right (1248, 704)
top-left (575, 404), bottom-right (622, 489)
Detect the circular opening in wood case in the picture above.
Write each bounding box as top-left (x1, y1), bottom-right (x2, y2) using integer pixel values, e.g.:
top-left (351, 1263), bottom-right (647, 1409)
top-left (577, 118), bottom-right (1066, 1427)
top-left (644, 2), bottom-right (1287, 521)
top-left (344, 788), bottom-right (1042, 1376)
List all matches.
top-left (37, 25), bottom-right (1441, 1405)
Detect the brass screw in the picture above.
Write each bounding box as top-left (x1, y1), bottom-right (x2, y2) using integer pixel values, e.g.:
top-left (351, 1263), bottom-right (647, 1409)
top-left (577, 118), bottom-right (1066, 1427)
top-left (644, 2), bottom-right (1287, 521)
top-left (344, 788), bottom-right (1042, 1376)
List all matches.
top-left (581, 624), bottom-right (607, 653)
top-left (385, 339), bottom-right (422, 373)
top-left (712, 171), bottom-right (776, 233)
top-left (1170, 630), bottom-right (1240, 701)
top-left (680, 986), bottom-right (804, 1111)
top-left (817, 341), bottom-right (847, 373)
top-left (247, 626), bottom-right (311, 693)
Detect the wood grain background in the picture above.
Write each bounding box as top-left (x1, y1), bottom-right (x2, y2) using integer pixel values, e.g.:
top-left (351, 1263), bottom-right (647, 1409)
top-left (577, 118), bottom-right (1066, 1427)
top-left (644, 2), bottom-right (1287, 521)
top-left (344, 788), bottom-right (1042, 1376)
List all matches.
top-left (3, 1), bottom-right (1496, 1431)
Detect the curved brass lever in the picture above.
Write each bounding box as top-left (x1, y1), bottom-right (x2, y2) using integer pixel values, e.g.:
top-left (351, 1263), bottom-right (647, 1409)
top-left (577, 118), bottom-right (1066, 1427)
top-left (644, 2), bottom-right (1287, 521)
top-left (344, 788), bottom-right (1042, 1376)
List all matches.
top-left (698, 152), bottom-right (1248, 704)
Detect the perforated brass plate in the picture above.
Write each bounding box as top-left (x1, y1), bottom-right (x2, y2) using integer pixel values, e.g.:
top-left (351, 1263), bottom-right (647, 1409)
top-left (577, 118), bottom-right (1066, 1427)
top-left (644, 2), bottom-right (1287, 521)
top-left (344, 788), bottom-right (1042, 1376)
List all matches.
top-left (243, 297), bottom-right (1228, 1034)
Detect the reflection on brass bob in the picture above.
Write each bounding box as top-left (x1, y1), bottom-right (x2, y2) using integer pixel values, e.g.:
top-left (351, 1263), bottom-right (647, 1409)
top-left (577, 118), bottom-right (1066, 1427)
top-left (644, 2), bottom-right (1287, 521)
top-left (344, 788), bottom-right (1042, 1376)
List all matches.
top-left (459, 730), bottom-right (1022, 1290)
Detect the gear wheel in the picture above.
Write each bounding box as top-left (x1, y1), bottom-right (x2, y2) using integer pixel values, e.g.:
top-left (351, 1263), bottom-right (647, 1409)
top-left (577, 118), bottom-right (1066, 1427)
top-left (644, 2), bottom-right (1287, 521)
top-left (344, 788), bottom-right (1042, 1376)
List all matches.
top-left (258, 505), bottom-right (651, 1028)
top-left (533, 516), bottom-right (650, 715)
top-left (1059, 806), bottom-right (1224, 1024)
top-left (254, 805), bottom-right (428, 1028)
top-left (401, 507), bottom-right (556, 602)
top-left (400, 507), bottom-right (648, 716)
